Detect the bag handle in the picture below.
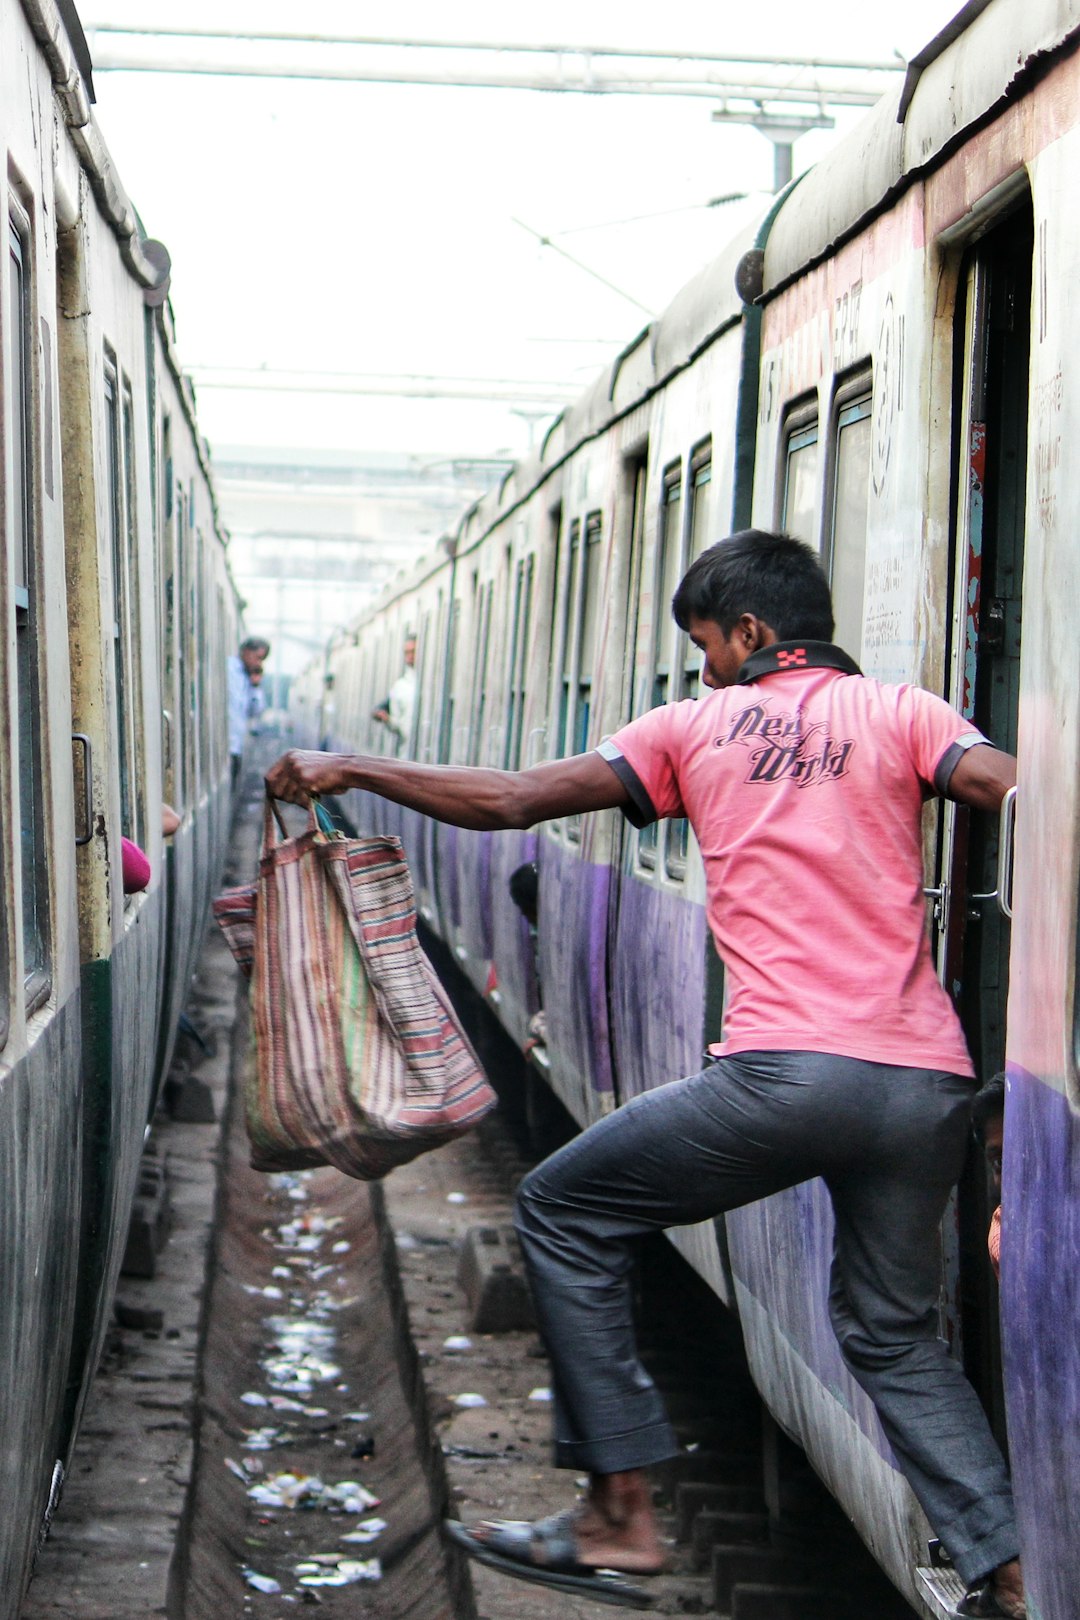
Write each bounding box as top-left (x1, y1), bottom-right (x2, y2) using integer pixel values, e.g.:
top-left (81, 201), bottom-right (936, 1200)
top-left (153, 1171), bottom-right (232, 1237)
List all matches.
top-left (263, 791), bottom-right (338, 848)
top-left (263, 791), bottom-right (290, 849)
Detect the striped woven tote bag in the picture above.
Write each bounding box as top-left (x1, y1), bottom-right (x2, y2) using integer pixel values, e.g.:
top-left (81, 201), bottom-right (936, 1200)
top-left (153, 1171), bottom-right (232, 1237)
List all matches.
top-left (212, 798), bottom-right (496, 1179)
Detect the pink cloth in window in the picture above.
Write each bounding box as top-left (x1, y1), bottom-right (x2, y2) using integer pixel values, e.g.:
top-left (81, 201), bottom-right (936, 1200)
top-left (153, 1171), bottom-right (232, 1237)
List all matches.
top-left (121, 836), bottom-right (151, 894)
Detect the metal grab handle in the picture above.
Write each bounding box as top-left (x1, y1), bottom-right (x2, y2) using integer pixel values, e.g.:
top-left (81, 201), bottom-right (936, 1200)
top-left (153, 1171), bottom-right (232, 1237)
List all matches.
top-left (968, 784), bottom-right (1017, 919)
top-left (72, 733), bottom-right (93, 846)
top-left (525, 725), bottom-right (547, 768)
top-left (922, 882), bottom-right (947, 926)
top-left (162, 708), bottom-right (173, 771)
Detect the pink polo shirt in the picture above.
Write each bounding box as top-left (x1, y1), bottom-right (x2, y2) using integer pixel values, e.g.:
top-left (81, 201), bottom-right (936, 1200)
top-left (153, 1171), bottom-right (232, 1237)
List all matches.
top-left (599, 646), bottom-right (985, 1075)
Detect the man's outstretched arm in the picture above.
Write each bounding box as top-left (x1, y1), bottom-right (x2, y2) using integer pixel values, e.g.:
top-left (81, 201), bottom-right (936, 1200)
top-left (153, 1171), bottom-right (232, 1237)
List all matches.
top-left (264, 747), bottom-right (631, 832)
top-left (947, 745), bottom-right (1017, 812)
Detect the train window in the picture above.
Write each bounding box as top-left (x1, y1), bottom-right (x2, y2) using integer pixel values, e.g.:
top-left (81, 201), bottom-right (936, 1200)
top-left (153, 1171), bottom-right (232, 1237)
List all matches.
top-left (781, 411), bottom-right (820, 547)
top-left (104, 359), bottom-right (140, 866)
top-left (185, 502), bottom-right (199, 797)
top-left (688, 444), bottom-right (713, 560)
top-left (214, 583), bottom-right (227, 777)
top-left (826, 390), bottom-right (872, 660)
top-left (575, 516), bottom-right (603, 753)
top-left (469, 579), bottom-right (494, 766)
top-left (8, 216), bottom-right (50, 1007)
top-left (564, 515), bottom-right (603, 843)
top-left (556, 520), bottom-right (582, 758)
top-left (161, 417), bottom-right (180, 807)
top-left (504, 554), bottom-right (535, 770)
top-left (176, 489), bottom-right (193, 799)
top-left (663, 446), bottom-right (714, 877)
top-left (438, 597), bottom-right (459, 762)
top-left (414, 607), bottom-right (435, 762)
top-left (651, 465), bottom-right (683, 708)
top-left (622, 453), bottom-right (649, 716)
top-left (639, 465), bottom-right (682, 869)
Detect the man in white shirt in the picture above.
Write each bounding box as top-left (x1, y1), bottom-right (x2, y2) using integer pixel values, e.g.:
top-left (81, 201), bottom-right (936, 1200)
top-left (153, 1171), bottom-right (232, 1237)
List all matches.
top-left (372, 634), bottom-right (417, 754)
top-left (228, 635), bottom-right (269, 789)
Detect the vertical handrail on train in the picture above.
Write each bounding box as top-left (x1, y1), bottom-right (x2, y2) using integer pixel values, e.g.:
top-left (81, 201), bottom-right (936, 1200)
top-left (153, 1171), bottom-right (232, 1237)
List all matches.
top-left (730, 174), bottom-right (808, 531)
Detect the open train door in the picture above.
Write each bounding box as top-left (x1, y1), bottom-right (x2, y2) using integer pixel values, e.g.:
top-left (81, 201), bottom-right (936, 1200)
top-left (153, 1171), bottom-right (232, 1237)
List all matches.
top-left (931, 198), bottom-right (1032, 1449)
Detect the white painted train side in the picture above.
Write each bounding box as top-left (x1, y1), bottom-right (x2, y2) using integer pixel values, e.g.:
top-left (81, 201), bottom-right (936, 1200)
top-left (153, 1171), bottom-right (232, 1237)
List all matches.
top-left (1, 2), bottom-right (237, 1611)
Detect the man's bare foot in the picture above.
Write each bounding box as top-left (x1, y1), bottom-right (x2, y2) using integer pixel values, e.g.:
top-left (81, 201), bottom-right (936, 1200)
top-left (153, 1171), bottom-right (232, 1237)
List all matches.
top-left (469, 1469), bottom-right (664, 1575)
top-left (571, 1470), bottom-right (665, 1574)
top-left (961, 1559), bottom-right (1026, 1618)
top-left (989, 1559), bottom-right (1025, 1619)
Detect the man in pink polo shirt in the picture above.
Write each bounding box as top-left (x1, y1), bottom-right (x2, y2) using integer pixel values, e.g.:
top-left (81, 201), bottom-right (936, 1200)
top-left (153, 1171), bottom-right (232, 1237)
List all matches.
top-left (266, 531), bottom-right (1023, 1619)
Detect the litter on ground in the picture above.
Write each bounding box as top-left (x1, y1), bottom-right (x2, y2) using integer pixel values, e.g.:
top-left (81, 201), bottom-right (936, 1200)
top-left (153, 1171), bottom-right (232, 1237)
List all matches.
top-left (245, 1473), bottom-right (380, 1513)
top-left (242, 1568), bottom-right (282, 1594)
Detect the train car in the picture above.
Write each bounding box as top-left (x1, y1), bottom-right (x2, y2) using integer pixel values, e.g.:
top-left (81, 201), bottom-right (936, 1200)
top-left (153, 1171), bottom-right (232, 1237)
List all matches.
top-left (740, 5), bottom-right (1080, 1615)
top-left (0, 2), bottom-right (237, 1612)
top-left (295, 3), bottom-right (1080, 1615)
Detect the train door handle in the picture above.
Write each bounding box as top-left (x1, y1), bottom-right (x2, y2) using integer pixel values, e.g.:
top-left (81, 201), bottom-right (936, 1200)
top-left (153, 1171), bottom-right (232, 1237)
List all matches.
top-left (923, 882), bottom-right (948, 926)
top-left (72, 733), bottom-right (94, 846)
top-left (162, 708), bottom-right (173, 770)
top-left (967, 784), bottom-right (1017, 919)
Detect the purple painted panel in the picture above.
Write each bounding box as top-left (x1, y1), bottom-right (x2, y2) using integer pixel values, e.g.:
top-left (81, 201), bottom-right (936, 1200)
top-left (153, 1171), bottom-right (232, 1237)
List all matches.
top-left (456, 829), bottom-right (495, 960)
top-left (340, 786), bottom-right (383, 837)
top-left (609, 874), bottom-right (707, 1102)
top-left (539, 835), bottom-right (614, 1100)
top-left (1002, 1063), bottom-right (1080, 1620)
top-left (434, 821), bottom-right (460, 933)
top-left (489, 830), bottom-right (541, 1039)
top-left (726, 1186), bottom-right (887, 1458)
top-left (397, 806), bottom-right (428, 886)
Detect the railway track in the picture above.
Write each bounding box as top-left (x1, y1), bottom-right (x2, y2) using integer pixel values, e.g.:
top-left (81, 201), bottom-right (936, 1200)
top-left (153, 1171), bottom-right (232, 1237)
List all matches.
top-left (25, 772), bottom-right (919, 1619)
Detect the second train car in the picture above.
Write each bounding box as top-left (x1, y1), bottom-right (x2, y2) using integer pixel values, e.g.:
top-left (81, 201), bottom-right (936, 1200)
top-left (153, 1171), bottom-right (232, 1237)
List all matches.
top-left (1, 2), bottom-right (237, 1612)
top-left (292, 3), bottom-right (1080, 1615)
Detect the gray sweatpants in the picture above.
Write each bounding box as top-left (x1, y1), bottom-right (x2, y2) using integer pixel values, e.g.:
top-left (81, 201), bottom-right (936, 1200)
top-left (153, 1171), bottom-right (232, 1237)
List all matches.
top-left (513, 1050), bottom-right (1018, 1587)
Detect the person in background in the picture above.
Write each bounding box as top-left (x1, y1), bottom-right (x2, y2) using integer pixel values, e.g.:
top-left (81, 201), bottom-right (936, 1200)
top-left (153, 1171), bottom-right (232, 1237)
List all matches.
top-left (228, 635), bottom-right (270, 789)
top-left (372, 634), bottom-right (417, 754)
top-left (972, 1073), bottom-right (1006, 1281)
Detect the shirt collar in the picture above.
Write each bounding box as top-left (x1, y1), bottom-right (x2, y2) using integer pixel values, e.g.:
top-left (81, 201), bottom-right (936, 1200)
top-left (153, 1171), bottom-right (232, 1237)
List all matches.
top-left (737, 640), bottom-right (862, 684)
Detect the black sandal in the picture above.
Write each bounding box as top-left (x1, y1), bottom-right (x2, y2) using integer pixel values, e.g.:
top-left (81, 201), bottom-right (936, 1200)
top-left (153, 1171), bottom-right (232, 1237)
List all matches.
top-left (444, 1511), bottom-right (659, 1610)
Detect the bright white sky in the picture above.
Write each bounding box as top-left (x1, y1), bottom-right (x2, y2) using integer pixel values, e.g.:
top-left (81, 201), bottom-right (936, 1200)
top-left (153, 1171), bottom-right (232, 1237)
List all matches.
top-left (81, 1), bottom-right (966, 462)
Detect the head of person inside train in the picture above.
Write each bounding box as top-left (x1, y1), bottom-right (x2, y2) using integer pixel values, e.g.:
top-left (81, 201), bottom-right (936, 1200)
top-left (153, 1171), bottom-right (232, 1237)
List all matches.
top-left (672, 529), bottom-right (835, 689)
top-left (972, 1072), bottom-right (1006, 1196)
top-left (403, 634), bottom-right (417, 669)
top-left (508, 860), bottom-right (540, 929)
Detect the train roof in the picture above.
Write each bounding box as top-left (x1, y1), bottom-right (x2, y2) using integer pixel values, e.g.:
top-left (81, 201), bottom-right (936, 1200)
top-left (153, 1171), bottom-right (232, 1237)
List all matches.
top-left (450, 215), bottom-right (765, 558)
top-left (345, 211), bottom-right (766, 626)
top-left (762, 0), bottom-right (1080, 296)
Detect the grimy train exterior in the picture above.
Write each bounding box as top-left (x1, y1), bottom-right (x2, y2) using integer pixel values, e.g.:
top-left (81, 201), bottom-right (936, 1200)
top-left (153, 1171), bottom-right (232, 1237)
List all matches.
top-left (292, 5), bottom-right (1080, 1615)
top-left (1, 1), bottom-right (236, 1610)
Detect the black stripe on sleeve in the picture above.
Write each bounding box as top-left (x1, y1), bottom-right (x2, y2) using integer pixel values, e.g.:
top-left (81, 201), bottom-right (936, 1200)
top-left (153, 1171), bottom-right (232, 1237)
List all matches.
top-left (935, 734), bottom-right (993, 797)
top-left (596, 741), bottom-right (658, 829)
